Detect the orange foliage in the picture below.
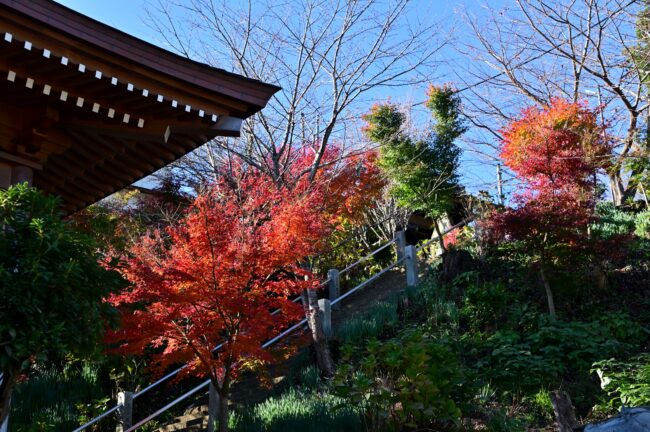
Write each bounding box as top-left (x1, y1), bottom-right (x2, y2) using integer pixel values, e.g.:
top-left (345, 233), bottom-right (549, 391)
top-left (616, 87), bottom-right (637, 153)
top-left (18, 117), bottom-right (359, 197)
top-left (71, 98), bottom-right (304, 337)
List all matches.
top-left (106, 169), bottom-right (332, 388)
top-left (500, 98), bottom-right (610, 192)
top-left (288, 144), bottom-right (385, 225)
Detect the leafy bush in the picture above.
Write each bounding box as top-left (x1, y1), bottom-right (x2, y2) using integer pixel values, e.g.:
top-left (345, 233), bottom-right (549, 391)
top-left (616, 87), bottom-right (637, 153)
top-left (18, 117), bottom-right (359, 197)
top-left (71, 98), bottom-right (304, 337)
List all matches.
top-left (596, 312), bottom-right (646, 344)
top-left (334, 330), bottom-right (465, 431)
top-left (592, 202), bottom-right (636, 239)
top-left (230, 387), bottom-right (361, 432)
top-left (0, 184), bottom-right (124, 427)
top-left (459, 280), bottom-right (507, 332)
top-left (478, 320), bottom-right (623, 394)
top-left (635, 210), bottom-right (650, 238)
top-left (592, 353), bottom-right (650, 410)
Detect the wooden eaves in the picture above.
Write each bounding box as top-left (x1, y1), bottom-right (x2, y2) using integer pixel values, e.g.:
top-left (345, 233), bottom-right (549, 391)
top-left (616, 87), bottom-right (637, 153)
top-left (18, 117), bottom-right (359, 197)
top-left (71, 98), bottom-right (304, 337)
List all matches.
top-left (0, 0), bottom-right (280, 212)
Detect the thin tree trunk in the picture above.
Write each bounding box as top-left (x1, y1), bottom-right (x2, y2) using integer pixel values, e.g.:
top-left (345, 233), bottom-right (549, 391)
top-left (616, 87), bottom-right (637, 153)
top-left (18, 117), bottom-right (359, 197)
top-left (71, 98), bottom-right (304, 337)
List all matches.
top-left (302, 289), bottom-right (335, 378)
top-left (539, 261), bottom-right (556, 319)
top-left (214, 371), bottom-right (231, 432)
top-left (0, 369), bottom-right (16, 430)
top-left (550, 390), bottom-right (579, 432)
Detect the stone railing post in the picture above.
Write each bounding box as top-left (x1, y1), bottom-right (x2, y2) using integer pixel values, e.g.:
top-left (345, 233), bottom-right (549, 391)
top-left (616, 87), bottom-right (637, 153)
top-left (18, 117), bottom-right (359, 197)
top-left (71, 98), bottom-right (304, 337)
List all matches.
top-left (318, 299), bottom-right (332, 338)
top-left (116, 391), bottom-right (133, 432)
top-left (327, 269), bottom-right (340, 309)
top-left (405, 245), bottom-right (419, 287)
top-left (394, 230), bottom-right (406, 263)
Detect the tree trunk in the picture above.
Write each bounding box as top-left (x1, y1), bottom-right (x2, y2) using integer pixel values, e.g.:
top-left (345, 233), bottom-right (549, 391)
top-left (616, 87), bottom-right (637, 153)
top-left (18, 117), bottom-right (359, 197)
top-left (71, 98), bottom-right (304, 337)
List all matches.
top-left (0, 369), bottom-right (16, 430)
top-left (539, 262), bottom-right (556, 319)
top-left (434, 219), bottom-right (446, 253)
top-left (550, 390), bottom-right (579, 432)
top-left (302, 289), bottom-right (335, 378)
top-left (218, 392), bottom-right (229, 432)
top-left (609, 173), bottom-right (626, 207)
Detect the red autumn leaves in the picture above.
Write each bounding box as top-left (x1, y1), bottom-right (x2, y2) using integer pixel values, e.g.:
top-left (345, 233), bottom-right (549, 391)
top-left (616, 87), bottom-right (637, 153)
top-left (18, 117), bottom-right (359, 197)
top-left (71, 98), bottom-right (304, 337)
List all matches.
top-left (487, 99), bottom-right (611, 248)
top-left (105, 150), bottom-right (383, 386)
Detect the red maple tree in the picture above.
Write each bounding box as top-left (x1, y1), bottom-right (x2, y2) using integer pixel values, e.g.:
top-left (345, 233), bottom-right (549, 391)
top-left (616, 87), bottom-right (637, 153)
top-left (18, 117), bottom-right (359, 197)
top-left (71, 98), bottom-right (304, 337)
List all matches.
top-left (106, 167), bottom-right (333, 430)
top-left (486, 99), bottom-right (611, 318)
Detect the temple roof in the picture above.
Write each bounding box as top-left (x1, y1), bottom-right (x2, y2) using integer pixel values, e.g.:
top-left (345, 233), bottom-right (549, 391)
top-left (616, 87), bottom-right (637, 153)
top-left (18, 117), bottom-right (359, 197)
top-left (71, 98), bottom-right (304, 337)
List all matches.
top-left (0, 0), bottom-right (280, 212)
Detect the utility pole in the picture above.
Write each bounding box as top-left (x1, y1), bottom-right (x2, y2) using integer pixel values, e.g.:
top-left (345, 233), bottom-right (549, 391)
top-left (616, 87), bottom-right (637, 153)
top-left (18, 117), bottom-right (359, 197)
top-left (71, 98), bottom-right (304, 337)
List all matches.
top-left (496, 163), bottom-right (504, 206)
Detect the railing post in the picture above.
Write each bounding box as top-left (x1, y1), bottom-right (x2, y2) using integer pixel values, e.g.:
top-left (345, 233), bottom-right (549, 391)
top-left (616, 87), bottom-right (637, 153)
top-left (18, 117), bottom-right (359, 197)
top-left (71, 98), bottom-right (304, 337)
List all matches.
top-left (208, 381), bottom-right (220, 432)
top-left (394, 230), bottom-right (406, 262)
top-left (327, 269), bottom-right (340, 309)
top-left (405, 245), bottom-right (419, 287)
top-left (116, 391), bottom-right (133, 432)
top-left (318, 298), bottom-right (332, 338)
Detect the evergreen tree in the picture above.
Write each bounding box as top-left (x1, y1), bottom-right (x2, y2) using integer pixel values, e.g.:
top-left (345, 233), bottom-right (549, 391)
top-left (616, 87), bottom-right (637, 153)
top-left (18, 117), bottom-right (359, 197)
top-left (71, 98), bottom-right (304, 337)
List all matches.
top-left (363, 86), bottom-right (466, 238)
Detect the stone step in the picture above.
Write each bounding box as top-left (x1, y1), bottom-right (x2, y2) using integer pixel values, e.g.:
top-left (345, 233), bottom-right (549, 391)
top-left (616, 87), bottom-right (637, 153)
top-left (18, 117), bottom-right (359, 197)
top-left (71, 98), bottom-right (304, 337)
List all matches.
top-left (157, 409), bottom-right (208, 432)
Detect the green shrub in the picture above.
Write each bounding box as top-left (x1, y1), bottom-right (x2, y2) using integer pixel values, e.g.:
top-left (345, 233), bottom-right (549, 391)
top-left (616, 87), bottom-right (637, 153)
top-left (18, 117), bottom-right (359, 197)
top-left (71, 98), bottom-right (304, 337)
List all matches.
top-left (460, 280), bottom-right (507, 331)
top-left (592, 353), bottom-right (650, 410)
top-left (478, 320), bottom-right (623, 394)
top-left (635, 210), bottom-right (650, 238)
top-left (230, 387), bottom-right (361, 432)
top-left (592, 202), bottom-right (636, 239)
top-left (334, 329), bottom-right (465, 431)
top-left (596, 312), bottom-right (646, 344)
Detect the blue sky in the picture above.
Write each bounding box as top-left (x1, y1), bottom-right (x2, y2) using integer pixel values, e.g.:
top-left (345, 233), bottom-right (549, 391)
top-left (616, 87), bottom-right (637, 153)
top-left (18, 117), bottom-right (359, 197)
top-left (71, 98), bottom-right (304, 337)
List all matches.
top-left (53, 0), bottom-right (506, 197)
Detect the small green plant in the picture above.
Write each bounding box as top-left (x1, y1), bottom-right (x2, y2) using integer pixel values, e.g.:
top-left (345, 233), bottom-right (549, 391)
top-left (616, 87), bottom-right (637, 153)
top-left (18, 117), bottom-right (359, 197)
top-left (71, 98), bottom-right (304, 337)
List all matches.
top-left (230, 387), bottom-right (361, 432)
top-left (334, 329), bottom-right (465, 431)
top-left (485, 408), bottom-right (529, 432)
top-left (336, 301), bottom-right (398, 345)
top-left (531, 389), bottom-right (554, 423)
top-left (591, 202), bottom-right (636, 239)
top-left (592, 353), bottom-right (650, 410)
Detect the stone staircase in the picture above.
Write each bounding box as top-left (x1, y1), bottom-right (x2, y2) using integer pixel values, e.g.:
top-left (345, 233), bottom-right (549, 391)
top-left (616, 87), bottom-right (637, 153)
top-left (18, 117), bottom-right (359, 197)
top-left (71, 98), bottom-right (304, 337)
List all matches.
top-left (154, 269), bottom-right (408, 431)
top-left (157, 405), bottom-right (209, 431)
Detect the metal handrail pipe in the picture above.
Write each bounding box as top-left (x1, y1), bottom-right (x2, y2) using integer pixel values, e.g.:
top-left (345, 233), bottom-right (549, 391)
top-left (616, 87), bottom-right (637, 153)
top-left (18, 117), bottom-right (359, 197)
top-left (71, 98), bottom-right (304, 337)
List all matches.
top-left (262, 318), bottom-right (308, 349)
top-left (76, 282), bottom-right (329, 431)
top-left (125, 380), bottom-right (210, 432)
top-left (414, 219), bottom-right (472, 252)
top-left (340, 239), bottom-right (396, 275)
top-left (332, 256), bottom-right (405, 306)
top-left (113, 249), bottom-right (406, 430)
top-left (71, 405), bottom-right (119, 432)
top-left (126, 318), bottom-right (310, 430)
